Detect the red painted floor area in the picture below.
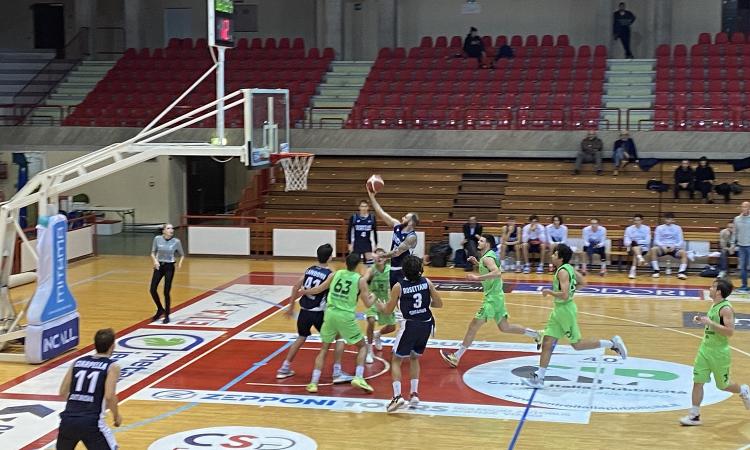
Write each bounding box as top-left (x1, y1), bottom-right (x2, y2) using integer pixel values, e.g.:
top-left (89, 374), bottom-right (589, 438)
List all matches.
top-left (152, 338), bottom-right (535, 406)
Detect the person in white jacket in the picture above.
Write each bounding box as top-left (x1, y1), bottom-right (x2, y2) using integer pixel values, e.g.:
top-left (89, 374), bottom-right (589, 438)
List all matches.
top-left (582, 218), bottom-right (607, 275)
top-left (624, 213), bottom-right (651, 279)
top-left (545, 215), bottom-right (568, 272)
top-left (522, 215), bottom-right (547, 274)
top-left (649, 212), bottom-right (688, 279)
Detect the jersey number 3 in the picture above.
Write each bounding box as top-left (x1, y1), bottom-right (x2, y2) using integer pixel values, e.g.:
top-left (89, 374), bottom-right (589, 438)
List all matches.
top-left (412, 293), bottom-right (422, 309)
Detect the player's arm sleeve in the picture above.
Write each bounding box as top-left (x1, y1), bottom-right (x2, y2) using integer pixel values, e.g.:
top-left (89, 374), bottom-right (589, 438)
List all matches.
top-left (151, 236), bottom-right (158, 255)
top-left (427, 279), bottom-right (443, 308)
top-left (58, 366), bottom-right (73, 398)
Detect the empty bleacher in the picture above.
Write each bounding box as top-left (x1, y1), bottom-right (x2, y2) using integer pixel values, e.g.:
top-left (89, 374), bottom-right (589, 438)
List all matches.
top-left (346, 34), bottom-right (607, 130)
top-left (63, 37), bottom-right (334, 127)
top-left (653, 32), bottom-right (750, 131)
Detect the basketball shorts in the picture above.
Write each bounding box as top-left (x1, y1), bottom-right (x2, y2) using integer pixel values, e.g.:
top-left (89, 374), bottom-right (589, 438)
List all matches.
top-left (393, 320), bottom-right (434, 357)
top-left (527, 241), bottom-right (542, 254)
top-left (474, 296), bottom-right (509, 323)
top-left (657, 247), bottom-right (681, 258)
top-left (389, 269), bottom-right (404, 288)
top-left (366, 301), bottom-right (397, 325)
top-left (693, 348), bottom-right (731, 389)
top-left (583, 246), bottom-right (606, 257)
top-left (320, 309), bottom-right (363, 344)
top-left (544, 301), bottom-right (581, 344)
top-left (352, 240), bottom-right (373, 256)
top-left (57, 418), bottom-right (117, 450)
top-left (297, 309), bottom-right (324, 337)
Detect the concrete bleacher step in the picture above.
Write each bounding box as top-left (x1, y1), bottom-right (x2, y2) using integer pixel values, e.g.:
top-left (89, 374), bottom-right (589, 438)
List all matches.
top-left (602, 58), bottom-right (655, 130)
top-left (309, 61), bottom-right (371, 129)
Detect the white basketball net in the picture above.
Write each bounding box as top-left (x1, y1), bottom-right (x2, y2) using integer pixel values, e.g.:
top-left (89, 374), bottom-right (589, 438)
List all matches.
top-left (278, 154), bottom-right (314, 191)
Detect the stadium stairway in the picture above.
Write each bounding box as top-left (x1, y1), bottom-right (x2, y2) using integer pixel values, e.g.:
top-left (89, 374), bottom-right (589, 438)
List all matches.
top-left (602, 59), bottom-right (655, 130)
top-left (308, 61), bottom-right (371, 128)
top-left (452, 173), bottom-right (506, 222)
top-left (0, 49), bottom-right (57, 103)
top-left (26, 60), bottom-right (114, 125)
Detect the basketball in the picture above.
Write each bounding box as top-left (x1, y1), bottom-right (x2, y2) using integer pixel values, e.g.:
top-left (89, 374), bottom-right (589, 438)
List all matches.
top-left (367, 174), bottom-right (385, 193)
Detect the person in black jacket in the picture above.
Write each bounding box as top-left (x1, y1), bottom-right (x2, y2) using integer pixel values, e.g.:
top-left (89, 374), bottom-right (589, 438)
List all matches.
top-left (463, 27), bottom-right (486, 67)
top-left (694, 156), bottom-right (716, 203)
top-left (612, 131), bottom-right (639, 176)
top-left (674, 159), bottom-right (695, 200)
top-left (462, 216), bottom-right (483, 271)
top-left (613, 2), bottom-right (636, 59)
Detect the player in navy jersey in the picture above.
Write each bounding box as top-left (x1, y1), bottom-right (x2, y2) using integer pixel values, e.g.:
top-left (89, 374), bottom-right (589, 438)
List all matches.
top-left (348, 200), bottom-right (378, 264)
top-left (368, 190), bottom-right (419, 287)
top-left (57, 328), bottom-right (121, 450)
top-left (378, 255), bottom-right (443, 412)
top-left (276, 244), bottom-right (352, 383)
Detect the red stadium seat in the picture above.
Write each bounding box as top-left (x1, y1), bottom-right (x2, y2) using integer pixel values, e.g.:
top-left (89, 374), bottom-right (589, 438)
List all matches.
top-left (510, 35), bottom-right (523, 47)
top-left (697, 33), bottom-right (711, 44)
top-left (525, 35), bottom-right (539, 46)
top-left (715, 32), bottom-right (729, 44)
top-left (656, 44), bottom-right (670, 58)
top-left (420, 36), bottom-right (433, 48)
top-left (449, 36), bottom-right (462, 48)
top-left (731, 32), bottom-right (746, 44)
top-left (556, 35), bottom-right (570, 47)
top-left (495, 35), bottom-right (508, 48)
top-left (435, 36), bottom-right (448, 47)
top-left (541, 35), bottom-right (554, 46)
top-left (577, 45), bottom-right (591, 59)
top-left (278, 37), bottom-right (290, 49)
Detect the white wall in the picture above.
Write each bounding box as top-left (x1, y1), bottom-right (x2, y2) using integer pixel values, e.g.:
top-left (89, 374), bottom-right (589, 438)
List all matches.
top-left (672, 0), bottom-right (722, 47)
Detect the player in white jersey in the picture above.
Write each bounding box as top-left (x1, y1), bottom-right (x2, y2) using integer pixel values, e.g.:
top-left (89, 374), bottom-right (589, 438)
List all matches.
top-left (650, 212), bottom-right (689, 279)
top-left (545, 215), bottom-right (568, 272)
top-left (624, 213), bottom-right (651, 279)
top-left (521, 215), bottom-right (547, 274)
top-left (582, 218), bottom-right (607, 276)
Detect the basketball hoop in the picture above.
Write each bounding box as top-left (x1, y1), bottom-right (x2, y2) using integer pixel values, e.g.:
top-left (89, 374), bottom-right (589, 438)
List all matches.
top-left (270, 152), bottom-right (314, 191)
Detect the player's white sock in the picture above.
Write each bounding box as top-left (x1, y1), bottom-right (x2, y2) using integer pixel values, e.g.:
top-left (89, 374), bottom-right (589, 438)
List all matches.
top-left (600, 262), bottom-right (606, 270)
top-left (456, 345), bottom-right (468, 359)
top-left (689, 406), bottom-right (700, 417)
top-left (651, 260), bottom-right (660, 271)
top-left (355, 365), bottom-right (365, 378)
top-left (374, 330), bottom-right (381, 340)
top-left (281, 360), bottom-right (291, 371)
top-left (367, 343), bottom-right (373, 353)
top-left (311, 369), bottom-right (321, 384)
top-left (741, 384), bottom-right (749, 397)
top-left (410, 378), bottom-right (419, 393)
top-left (537, 367), bottom-right (547, 380)
top-left (332, 363), bottom-right (342, 376)
top-left (523, 329), bottom-right (539, 339)
top-left (678, 263), bottom-right (687, 273)
top-left (599, 340), bottom-right (613, 349)
top-left (392, 381), bottom-right (401, 397)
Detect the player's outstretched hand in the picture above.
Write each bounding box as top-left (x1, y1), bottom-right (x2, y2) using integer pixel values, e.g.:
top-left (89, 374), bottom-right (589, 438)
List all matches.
top-left (467, 256), bottom-right (478, 266)
top-left (466, 273), bottom-right (479, 281)
top-left (285, 306), bottom-right (295, 318)
top-left (541, 288), bottom-right (554, 298)
top-left (114, 413), bottom-right (123, 427)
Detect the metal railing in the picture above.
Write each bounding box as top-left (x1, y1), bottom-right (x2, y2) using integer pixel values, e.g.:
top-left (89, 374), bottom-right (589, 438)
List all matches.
top-left (7, 27), bottom-right (91, 125)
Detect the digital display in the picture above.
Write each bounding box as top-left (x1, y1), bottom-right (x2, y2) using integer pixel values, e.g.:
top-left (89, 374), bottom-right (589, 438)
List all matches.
top-left (208, 0), bottom-right (235, 47)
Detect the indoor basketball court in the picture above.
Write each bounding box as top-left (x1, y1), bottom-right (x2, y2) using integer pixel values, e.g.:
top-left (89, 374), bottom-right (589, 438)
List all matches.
top-left (2, 256), bottom-right (750, 449)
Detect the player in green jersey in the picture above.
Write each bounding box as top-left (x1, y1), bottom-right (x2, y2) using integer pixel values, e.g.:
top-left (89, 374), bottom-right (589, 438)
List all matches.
top-left (680, 278), bottom-right (750, 426)
top-left (440, 235), bottom-right (540, 368)
top-left (301, 252), bottom-right (376, 394)
top-left (365, 248), bottom-right (397, 363)
top-left (521, 243), bottom-right (627, 389)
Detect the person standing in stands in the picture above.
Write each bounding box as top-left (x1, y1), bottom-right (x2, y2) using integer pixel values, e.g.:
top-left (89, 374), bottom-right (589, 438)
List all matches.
top-left (613, 2), bottom-right (636, 59)
top-left (150, 223), bottom-right (184, 324)
top-left (731, 201), bottom-right (750, 293)
top-left (694, 156), bottom-right (716, 204)
top-left (463, 27), bottom-right (486, 67)
top-left (674, 159), bottom-right (695, 200)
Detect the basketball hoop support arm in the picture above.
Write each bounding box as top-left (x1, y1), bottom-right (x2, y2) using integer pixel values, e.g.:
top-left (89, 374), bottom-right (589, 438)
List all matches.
top-left (216, 46), bottom-right (226, 144)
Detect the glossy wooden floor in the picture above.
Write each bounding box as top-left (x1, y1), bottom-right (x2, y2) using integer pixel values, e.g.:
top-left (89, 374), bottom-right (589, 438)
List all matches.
top-left (3, 256), bottom-right (750, 449)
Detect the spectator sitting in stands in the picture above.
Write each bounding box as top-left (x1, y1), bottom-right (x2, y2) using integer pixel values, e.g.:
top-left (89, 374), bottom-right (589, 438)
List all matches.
top-left (574, 130), bottom-right (603, 175)
top-left (582, 218), bottom-right (608, 276)
top-left (612, 131), bottom-right (639, 176)
top-left (521, 214), bottom-right (547, 274)
top-left (545, 214), bottom-right (568, 272)
top-left (674, 159), bottom-right (695, 200)
top-left (463, 27), bottom-right (486, 67)
top-left (500, 216), bottom-right (522, 272)
top-left (624, 213), bottom-right (651, 279)
top-left (694, 156), bottom-right (716, 204)
top-left (462, 215), bottom-right (483, 272)
top-left (719, 220), bottom-right (736, 279)
top-left (650, 212), bottom-right (689, 279)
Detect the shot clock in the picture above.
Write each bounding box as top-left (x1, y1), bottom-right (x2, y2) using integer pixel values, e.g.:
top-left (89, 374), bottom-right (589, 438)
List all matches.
top-left (208, 0), bottom-right (235, 47)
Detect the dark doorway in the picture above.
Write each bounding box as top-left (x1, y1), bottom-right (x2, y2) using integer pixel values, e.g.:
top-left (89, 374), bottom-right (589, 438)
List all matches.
top-left (32, 3), bottom-right (65, 51)
top-left (187, 157), bottom-right (226, 215)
